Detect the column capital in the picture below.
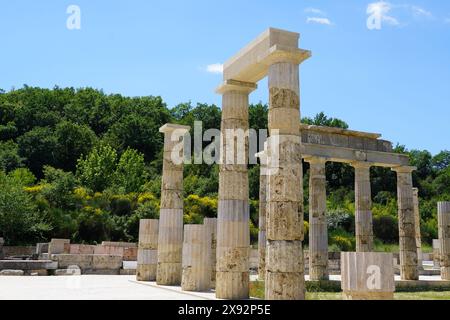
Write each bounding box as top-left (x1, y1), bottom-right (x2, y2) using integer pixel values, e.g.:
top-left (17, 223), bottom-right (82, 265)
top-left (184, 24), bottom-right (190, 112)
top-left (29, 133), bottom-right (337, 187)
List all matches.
top-left (392, 166), bottom-right (417, 174)
top-left (159, 123), bottom-right (190, 134)
top-left (216, 79), bottom-right (257, 95)
top-left (351, 161), bottom-right (373, 169)
top-left (304, 156), bottom-right (327, 166)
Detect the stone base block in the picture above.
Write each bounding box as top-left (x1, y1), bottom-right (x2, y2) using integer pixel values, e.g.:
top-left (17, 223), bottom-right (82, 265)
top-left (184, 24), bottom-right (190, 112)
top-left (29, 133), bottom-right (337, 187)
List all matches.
top-left (136, 264), bottom-right (157, 281)
top-left (157, 262), bottom-right (182, 286)
top-left (215, 271), bottom-right (249, 300)
top-left (265, 271), bottom-right (305, 300)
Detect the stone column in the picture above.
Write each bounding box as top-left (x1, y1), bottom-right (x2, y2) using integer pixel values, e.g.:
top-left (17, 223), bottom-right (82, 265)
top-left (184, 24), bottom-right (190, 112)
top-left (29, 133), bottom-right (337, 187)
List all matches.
top-left (392, 166), bottom-right (419, 281)
top-left (306, 157), bottom-right (329, 281)
top-left (256, 149), bottom-right (269, 280)
top-left (157, 124), bottom-right (190, 286)
top-left (265, 53), bottom-right (308, 300)
top-left (137, 219), bottom-right (159, 281)
top-left (413, 188), bottom-right (423, 268)
top-left (352, 162), bottom-right (374, 252)
top-left (204, 218), bottom-right (217, 288)
top-left (182, 225), bottom-right (212, 292)
top-left (437, 202), bottom-right (450, 280)
top-left (215, 80), bottom-right (256, 300)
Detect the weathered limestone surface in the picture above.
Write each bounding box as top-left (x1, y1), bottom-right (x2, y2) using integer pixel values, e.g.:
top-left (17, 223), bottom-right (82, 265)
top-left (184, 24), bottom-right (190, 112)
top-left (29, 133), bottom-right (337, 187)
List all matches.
top-left (0, 270), bottom-right (24, 276)
top-left (216, 81), bottom-right (254, 300)
top-left (438, 202), bottom-right (450, 280)
top-left (341, 252), bottom-right (395, 300)
top-left (137, 219), bottom-right (159, 281)
top-left (256, 150), bottom-right (268, 280)
top-left (204, 218), bottom-right (217, 288)
top-left (413, 188), bottom-right (423, 268)
top-left (157, 124), bottom-right (190, 286)
top-left (265, 46), bottom-right (308, 300)
top-left (182, 225), bottom-right (212, 292)
top-left (48, 239), bottom-right (70, 256)
top-left (353, 162), bottom-right (374, 252)
top-left (306, 157), bottom-right (329, 280)
top-left (54, 254), bottom-right (122, 271)
top-left (393, 166), bottom-right (419, 281)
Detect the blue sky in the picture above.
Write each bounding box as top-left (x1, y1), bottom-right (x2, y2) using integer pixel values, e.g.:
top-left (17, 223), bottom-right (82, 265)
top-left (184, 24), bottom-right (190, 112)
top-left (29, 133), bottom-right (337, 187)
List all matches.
top-left (1, 1), bottom-right (449, 154)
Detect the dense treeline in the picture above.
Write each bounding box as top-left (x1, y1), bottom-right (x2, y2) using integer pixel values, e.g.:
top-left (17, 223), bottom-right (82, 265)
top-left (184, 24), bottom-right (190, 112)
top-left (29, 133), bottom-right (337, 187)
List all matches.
top-left (0, 86), bottom-right (449, 250)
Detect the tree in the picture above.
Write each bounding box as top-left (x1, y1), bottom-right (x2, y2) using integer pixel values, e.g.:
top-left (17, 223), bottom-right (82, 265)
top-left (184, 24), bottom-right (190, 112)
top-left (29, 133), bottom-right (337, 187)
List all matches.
top-left (17, 127), bottom-right (58, 177)
top-left (54, 121), bottom-right (97, 172)
top-left (302, 111), bottom-right (349, 129)
top-left (0, 140), bottom-right (24, 172)
top-left (76, 145), bottom-right (117, 192)
top-left (114, 149), bottom-right (147, 193)
top-left (0, 172), bottom-right (50, 245)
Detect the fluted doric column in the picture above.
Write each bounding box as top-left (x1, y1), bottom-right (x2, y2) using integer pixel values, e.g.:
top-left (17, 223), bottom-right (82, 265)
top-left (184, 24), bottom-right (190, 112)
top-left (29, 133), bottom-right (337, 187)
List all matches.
top-left (392, 166), bottom-right (419, 281)
top-left (265, 49), bottom-right (309, 300)
top-left (216, 80), bottom-right (256, 300)
top-left (157, 124), bottom-right (190, 286)
top-left (256, 149), bottom-right (269, 280)
top-left (438, 202), bottom-right (450, 280)
top-left (413, 188), bottom-right (423, 268)
top-left (137, 219), bottom-right (159, 281)
top-left (306, 157), bottom-right (328, 281)
top-left (352, 162), bottom-right (374, 252)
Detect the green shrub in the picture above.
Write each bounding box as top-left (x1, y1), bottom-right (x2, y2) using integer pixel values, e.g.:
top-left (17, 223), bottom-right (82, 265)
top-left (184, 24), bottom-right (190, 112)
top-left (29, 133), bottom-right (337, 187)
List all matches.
top-left (373, 215), bottom-right (399, 244)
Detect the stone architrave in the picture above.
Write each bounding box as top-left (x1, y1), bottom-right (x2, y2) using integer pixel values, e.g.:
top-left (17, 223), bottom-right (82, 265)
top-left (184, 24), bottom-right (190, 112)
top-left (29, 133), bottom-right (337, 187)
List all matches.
top-left (137, 219), bottom-right (159, 281)
top-left (437, 202), bottom-right (450, 280)
top-left (156, 124), bottom-right (190, 286)
top-left (352, 162), bottom-right (374, 252)
top-left (204, 218), bottom-right (217, 288)
top-left (181, 225), bottom-right (212, 292)
top-left (341, 252), bottom-right (395, 300)
top-left (392, 166), bottom-right (419, 281)
top-left (306, 157), bottom-right (329, 281)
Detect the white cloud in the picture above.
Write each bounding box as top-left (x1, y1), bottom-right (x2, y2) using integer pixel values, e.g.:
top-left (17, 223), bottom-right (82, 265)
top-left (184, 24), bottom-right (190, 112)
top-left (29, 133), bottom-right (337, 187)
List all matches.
top-left (411, 6), bottom-right (433, 18)
top-left (367, 1), bottom-right (400, 26)
top-left (306, 17), bottom-right (332, 25)
top-left (304, 8), bottom-right (326, 16)
top-left (206, 63), bottom-right (223, 74)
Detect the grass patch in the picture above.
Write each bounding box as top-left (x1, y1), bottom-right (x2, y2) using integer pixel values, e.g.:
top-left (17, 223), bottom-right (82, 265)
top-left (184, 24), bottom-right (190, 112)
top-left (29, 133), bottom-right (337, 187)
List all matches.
top-left (250, 281), bottom-right (450, 300)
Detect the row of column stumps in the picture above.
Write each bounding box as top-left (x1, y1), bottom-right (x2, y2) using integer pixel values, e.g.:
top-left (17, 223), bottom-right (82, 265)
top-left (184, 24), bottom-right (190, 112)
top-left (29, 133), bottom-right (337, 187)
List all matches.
top-left (438, 202), bottom-right (450, 280)
top-left (156, 124), bottom-right (190, 285)
top-left (215, 81), bottom-right (255, 299)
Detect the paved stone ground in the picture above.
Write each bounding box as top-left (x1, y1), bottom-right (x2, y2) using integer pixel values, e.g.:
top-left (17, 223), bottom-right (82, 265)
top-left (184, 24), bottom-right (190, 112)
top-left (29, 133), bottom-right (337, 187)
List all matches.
top-left (0, 275), bottom-right (217, 300)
